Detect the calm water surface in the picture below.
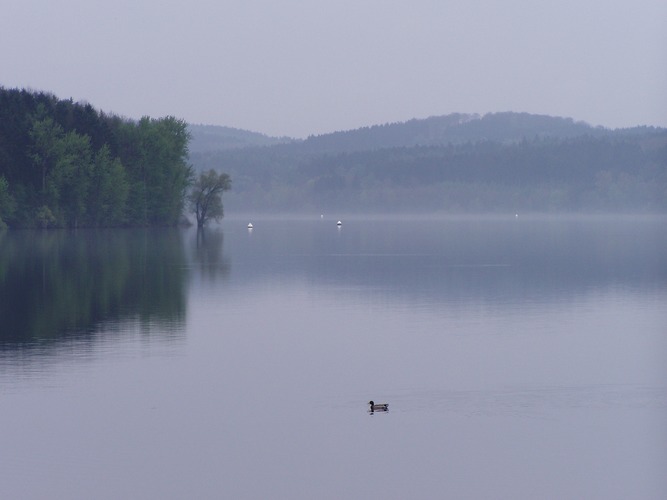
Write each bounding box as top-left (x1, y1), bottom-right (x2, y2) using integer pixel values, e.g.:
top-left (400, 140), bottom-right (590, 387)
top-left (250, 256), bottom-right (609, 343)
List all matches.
top-left (1, 215), bottom-right (666, 499)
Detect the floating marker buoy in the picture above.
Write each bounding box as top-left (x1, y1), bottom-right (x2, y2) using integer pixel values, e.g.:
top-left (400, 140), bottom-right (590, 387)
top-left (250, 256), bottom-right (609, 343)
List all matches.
top-left (247, 222), bottom-right (253, 229)
top-left (336, 220), bottom-right (342, 226)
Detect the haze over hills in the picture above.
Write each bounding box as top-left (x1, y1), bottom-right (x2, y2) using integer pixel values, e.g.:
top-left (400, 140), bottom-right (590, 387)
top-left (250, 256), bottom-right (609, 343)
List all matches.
top-left (187, 124), bottom-right (293, 153)
top-left (188, 112), bottom-right (667, 214)
top-left (188, 112), bottom-right (662, 155)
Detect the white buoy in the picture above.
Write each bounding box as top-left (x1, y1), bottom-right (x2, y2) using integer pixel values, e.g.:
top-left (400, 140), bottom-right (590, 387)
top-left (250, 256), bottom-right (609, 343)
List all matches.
top-left (336, 220), bottom-right (342, 226)
top-left (515, 214), bottom-right (518, 218)
top-left (320, 214), bottom-right (324, 219)
top-left (247, 222), bottom-right (253, 229)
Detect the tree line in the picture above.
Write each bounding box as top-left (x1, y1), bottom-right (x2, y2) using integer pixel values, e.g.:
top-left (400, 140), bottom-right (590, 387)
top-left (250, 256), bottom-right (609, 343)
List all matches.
top-left (0, 88), bottom-right (193, 228)
top-left (189, 127), bottom-right (667, 213)
top-left (3, 88), bottom-right (665, 223)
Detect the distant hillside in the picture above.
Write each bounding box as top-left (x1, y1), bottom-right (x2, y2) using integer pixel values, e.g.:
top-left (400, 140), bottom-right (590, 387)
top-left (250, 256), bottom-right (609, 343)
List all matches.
top-left (187, 112), bottom-right (612, 156)
top-left (187, 124), bottom-right (293, 153)
top-left (295, 112), bottom-right (606, 154)
top-left (193, 112), bottom-right (662, 158)
top-left (189, 112), bottom-right (667, 214)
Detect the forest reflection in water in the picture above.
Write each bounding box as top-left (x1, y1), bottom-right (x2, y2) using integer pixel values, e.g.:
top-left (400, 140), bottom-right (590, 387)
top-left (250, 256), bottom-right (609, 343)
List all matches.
top-left (2, 215), bottom-right (665, 349)
top-left (0, 228), bottom-right (192, 348)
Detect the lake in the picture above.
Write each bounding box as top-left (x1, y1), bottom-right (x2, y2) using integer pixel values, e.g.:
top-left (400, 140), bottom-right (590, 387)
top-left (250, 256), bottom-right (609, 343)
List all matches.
top-left (1, 215), bottom-right (666, 499)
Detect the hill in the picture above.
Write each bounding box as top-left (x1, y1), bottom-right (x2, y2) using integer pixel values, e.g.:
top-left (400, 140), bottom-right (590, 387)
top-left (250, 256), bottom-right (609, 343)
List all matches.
top-left (188, 112), bottom-right (605, 156)
top-left (296, 112), bottom-right (605, 154)
top-left (187, 124), bottom-right (293, 154)
top-left (189, 113), bottom-right (667, 213)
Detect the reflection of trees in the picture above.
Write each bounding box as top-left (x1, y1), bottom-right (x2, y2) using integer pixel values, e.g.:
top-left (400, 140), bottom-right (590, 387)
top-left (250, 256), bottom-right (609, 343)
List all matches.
top-left (193, 227), bottom-right (230, 282)
top-left (0, 229), bottom-right (187, 345)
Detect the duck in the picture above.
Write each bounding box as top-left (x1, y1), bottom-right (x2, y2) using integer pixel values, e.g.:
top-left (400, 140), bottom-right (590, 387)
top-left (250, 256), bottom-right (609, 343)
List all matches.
top-left (368, 400), bottom-right (388, 412)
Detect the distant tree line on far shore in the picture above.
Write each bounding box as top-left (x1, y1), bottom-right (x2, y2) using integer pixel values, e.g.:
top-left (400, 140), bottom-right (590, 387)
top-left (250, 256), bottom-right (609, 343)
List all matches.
top-left (189, 114), bottom-right (667, 213)
top-left (0, 87), bottom-right (192, 229)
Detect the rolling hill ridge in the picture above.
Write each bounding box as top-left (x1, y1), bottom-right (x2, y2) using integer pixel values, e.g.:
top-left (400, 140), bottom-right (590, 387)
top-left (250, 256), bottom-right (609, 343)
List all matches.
top-left (188, 112), bottom-right (667, 213)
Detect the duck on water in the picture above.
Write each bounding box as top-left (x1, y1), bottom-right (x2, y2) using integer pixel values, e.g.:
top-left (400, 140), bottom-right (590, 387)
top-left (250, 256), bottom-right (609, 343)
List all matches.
top-left (368, 401), bottom-right (388, 412)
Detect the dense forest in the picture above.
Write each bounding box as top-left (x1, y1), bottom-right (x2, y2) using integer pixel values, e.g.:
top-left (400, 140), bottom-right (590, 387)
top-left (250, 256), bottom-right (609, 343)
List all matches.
top-left (189, 113), bottom-right (667, 213)
top-left (0, 88), bottom-right (192, 228)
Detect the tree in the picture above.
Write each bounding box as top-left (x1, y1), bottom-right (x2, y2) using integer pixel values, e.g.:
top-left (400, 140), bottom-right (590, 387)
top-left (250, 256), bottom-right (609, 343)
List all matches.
top-left (87, 145), bottom-right (129, 226)
top-left (124, 116), bottom-right (192, 226)
top-left (188, 170), bottom-right (231, 227)
top-left (48, 130), bottom-right (93, 228)
top-left (29, 116), bottom-right (64, 197)
top-left (0, 176), bottom-right (15, 229)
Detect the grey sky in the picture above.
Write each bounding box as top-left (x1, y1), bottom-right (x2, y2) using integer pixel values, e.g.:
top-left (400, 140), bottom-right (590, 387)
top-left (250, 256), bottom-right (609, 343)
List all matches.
top-left (2, 0), bottom-right (666, 138)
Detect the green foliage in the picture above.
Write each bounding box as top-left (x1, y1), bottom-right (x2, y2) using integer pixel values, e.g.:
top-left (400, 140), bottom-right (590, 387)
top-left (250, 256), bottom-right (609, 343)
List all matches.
top-left (88, 146), bottom-right (129, 226)
top-left (0, 87), bottom-right (192, 228)
top-left (117, 116), bottom-right (193, 226)
top-left (188, 169), bottom-right (231, 227)
top-left (35, 205), bottom-right (56, 228)
top-left (0, 176), bottom-right (14, 229)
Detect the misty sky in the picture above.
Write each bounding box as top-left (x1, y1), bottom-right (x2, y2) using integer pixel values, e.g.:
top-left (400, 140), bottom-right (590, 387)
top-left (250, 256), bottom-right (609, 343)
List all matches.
top-left (2, 0), bottom-right (666, 138)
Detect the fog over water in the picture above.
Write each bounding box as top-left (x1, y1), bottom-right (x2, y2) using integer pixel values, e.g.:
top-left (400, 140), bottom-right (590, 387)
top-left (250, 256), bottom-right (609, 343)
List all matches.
top-left (1, 215), bottom-right (665, 499)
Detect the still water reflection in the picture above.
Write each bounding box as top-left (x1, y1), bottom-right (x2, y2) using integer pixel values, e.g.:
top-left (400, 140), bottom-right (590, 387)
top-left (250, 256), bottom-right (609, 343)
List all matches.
top-left (1, 216), bottom-right (666, 499)
top-left (0, 229), bottom-right (187, 346)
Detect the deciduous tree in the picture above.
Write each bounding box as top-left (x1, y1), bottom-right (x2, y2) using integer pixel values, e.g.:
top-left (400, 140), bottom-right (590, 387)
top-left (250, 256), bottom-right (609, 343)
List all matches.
top-left (188, 170), bottom-right (231, 227)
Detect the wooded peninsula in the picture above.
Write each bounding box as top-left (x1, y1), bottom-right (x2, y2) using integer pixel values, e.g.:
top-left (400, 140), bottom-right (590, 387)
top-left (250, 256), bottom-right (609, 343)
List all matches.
top-left (0, 88), bottom-right (191, 229)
